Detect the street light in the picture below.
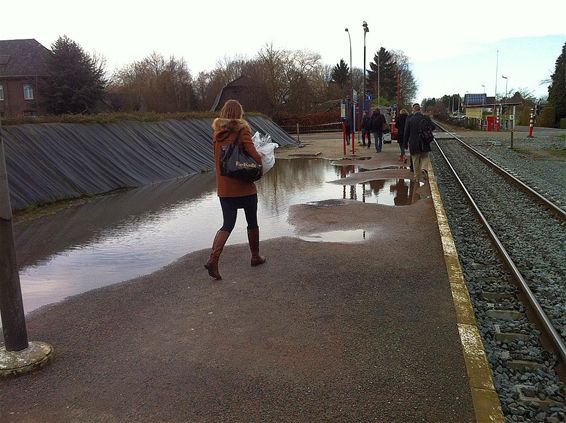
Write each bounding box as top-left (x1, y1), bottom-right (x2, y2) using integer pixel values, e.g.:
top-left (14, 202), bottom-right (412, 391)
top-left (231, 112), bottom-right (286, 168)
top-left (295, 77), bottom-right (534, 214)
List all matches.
top-left (501, 75), bottom-right (508, 99)
top-left (345, 28), bottom-right (352, 97)
top-left (0, 115), bottom-right (53, 375)
top-left (377, 53), bottom-right (380, 104)
top-left (345, 27), bottom-right (355, 148)
top-left (362, 21), bottom-right (369, 114)
top-left (481, 84), bottom-right (486, 93)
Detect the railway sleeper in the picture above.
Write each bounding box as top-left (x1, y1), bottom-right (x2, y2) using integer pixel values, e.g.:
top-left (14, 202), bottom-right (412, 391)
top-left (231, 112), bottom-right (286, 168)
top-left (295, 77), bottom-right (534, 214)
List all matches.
top-left (486, 309), bottom-right (525, 321)
top-left (514, 384), bottom-right (565, 410)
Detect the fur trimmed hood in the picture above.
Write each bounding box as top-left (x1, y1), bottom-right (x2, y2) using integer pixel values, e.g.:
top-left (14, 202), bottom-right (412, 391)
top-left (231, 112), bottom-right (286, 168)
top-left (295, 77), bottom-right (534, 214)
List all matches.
top-left (212, 118), bottom-right (249, 134)
top-left (212, 118), bottom-right (250, 142)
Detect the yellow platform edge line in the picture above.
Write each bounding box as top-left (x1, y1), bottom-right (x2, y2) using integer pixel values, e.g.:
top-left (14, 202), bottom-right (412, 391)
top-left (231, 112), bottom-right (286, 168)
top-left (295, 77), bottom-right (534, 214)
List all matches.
top-left (428, 165), bottom-right (505, 423)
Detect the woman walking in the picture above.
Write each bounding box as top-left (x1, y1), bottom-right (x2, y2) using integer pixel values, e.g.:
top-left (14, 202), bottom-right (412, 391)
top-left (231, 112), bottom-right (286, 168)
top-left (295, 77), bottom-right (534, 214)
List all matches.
top-left (205, 99), bottom-right (266, 280)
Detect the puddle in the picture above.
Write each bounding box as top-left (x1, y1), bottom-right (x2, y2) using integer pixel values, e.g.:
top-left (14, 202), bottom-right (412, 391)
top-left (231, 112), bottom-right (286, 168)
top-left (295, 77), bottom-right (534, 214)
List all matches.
top-left (340, 179), bottom-right (424, 206)
top-left (330, 156), bottom-right (373, 164)
top-left (12, 159), bottom-right (423, 316)
top-left (299, 229), bottom-right (368, 243)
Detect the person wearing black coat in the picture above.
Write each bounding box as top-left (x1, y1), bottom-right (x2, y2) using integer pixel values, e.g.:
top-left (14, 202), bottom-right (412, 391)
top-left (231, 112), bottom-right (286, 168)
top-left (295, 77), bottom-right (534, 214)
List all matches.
top-left (369, 109), bottom-right (386, 152)
top-left (360, 111), bottom-right (371, 148)
top-left (403, 103), bottom-right (435, 182)
top-left (396, 109), bottom-right (409, 162)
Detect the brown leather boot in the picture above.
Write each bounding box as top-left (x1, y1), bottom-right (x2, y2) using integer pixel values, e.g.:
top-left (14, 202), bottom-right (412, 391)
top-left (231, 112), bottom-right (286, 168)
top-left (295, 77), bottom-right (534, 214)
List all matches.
top-left (247, 228), bottom-right (266, 267)
top-left (204, 230), bottom-right (230, 280)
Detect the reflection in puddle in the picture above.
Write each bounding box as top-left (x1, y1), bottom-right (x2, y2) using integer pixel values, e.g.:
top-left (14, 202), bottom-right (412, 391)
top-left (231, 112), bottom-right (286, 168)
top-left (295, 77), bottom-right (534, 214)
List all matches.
top-left (341, 179), bottom-right (424, 206)
top-left (299, 229), bottom-right (368, 243)
top-left (13, 159), bottom-right (420, 315)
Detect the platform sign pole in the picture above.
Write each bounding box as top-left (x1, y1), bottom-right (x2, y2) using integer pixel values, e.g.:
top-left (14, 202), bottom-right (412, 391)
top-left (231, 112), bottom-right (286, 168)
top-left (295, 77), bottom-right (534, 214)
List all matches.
top-left (342, 122), bottom-right (347, 157)
top-left (528, 109), bottom-right (534, 138)
top-left (341, 101), bottom-right (347, 158)
top-left (0, 122), bottom-right (29, 352)
top-left (352, 90), bottom-right (357, 155)
top-left (510, 106), bottom-right (516, 149)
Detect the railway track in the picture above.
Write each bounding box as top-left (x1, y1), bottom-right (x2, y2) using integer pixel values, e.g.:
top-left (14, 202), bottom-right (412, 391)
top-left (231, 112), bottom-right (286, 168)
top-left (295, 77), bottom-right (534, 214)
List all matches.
top-left (430, 123), bottom-right (566, 420)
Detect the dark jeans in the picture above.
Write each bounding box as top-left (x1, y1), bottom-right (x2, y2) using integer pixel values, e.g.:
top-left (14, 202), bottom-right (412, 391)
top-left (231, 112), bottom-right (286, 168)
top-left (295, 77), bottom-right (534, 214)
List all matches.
top-left (362, 130), bottom-right (370, 146)
top-left (219, 194), bottom-right (258, 232)
top-left (372, 132), bottom-right (383, 152)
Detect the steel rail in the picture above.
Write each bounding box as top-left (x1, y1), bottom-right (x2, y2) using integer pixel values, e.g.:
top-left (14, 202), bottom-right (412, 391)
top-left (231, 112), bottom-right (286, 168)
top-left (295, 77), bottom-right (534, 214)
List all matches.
top-left (433, 121), bottom-right (566, 220)
top-left (433, 136), bottom-right (566, 365)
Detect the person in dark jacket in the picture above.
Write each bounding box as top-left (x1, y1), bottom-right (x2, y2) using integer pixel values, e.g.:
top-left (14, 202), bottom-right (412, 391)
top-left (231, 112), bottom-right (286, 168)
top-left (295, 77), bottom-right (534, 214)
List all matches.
top-left (360, 111), bottom-right (371, 148)
top-left (205, 99), bottom-right (266, 280)
top-left (403, 103), bottom-right (435, 182)
top-left (396, 109), bottom-right (409, 163)
top-left (369, 108), bottom-right (386, 152)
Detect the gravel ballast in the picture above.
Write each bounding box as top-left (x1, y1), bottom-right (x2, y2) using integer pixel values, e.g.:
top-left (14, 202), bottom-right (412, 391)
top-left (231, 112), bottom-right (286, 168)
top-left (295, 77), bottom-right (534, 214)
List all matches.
top-left (431, 133), bottom-right (566, 422)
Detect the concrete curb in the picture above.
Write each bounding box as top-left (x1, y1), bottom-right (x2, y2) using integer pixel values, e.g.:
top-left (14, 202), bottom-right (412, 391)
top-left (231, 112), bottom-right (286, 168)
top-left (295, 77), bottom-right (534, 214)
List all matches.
top-left (428, 165), bottom-right (505, 423)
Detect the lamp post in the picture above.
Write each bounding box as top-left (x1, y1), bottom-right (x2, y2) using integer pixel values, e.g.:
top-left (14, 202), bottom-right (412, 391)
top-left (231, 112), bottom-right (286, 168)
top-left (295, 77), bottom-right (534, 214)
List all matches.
top-left (0, 116), bottom-right (53, 376)
top-left (377, 53), bottom-right (380, 105)
top-left (493, 49), bottom-right (499, 132)
top-left (345, 27), bottom-right (355, 151)
top-left (0, 117), bottom-right (28, 352)
top-left (362, 21), bottom-right (369, 115)
top-left (345, 28), bottom-right (352, 99)
top-left (481, 84), bottom-right (485, 94)
top-left (501, 75), bottom-right (508, 99)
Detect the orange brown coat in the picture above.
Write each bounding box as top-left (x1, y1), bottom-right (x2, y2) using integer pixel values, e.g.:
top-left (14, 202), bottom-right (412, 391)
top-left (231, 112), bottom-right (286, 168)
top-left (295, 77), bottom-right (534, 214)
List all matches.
top-left (212, 118), bottom-right (263, 197)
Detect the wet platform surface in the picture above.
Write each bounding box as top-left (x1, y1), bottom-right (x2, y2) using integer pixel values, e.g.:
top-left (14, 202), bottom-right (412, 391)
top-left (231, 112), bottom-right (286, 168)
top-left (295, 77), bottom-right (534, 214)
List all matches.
top-left (13, 159), bottom-right (423, 315)
top-left (1, 144), bottom-right (480, 422)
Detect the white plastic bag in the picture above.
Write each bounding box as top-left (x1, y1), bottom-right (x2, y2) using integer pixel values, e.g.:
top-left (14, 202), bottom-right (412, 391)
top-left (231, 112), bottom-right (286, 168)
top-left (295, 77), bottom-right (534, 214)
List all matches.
top-left (252, 131), bottom-right (278, 174)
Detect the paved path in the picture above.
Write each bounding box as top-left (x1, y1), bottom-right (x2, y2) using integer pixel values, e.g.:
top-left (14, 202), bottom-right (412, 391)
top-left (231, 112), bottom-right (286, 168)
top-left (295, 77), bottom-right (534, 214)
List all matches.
top-left (1, 144), bottom-right (478, 422)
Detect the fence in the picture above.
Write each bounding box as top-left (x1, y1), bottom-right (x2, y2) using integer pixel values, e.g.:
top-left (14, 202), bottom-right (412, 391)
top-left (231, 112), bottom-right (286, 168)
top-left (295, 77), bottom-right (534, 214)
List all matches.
top-left (279, 122), bottom-right (343, 135)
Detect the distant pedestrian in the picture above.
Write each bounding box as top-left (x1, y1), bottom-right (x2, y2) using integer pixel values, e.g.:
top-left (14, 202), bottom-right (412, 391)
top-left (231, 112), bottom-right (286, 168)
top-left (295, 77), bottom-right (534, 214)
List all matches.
top-left (403, 103), bottom-right (435, 182)
top-left (361, 111), bottom-right (371, 148)
top-left (396, 109), bottom-right (409, 163)
top-left (205, 99), bottom-right (266, 280)
top-left (370, 108), bottom-right (386, 152)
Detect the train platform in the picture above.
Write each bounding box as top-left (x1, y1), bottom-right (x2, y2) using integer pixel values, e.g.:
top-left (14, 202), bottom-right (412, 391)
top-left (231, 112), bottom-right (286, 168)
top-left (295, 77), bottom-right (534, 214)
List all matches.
top-left (0, 138), bottom-right (503, 422)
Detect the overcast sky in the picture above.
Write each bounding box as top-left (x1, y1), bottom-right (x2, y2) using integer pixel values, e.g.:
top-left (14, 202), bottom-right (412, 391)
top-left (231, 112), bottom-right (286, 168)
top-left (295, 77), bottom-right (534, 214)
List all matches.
top-left (1, 0), bottom-right (565, 101)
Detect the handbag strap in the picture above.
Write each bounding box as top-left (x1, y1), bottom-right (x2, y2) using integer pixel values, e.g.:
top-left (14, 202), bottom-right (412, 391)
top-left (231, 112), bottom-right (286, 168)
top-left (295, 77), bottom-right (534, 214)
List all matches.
top-left (233, 128), bottom-right (244, 148)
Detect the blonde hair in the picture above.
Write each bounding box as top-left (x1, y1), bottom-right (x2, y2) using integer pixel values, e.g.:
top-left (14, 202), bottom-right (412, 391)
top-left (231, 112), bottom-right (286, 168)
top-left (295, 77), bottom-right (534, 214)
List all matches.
top-left (219, 99), bottom-right (244, 120)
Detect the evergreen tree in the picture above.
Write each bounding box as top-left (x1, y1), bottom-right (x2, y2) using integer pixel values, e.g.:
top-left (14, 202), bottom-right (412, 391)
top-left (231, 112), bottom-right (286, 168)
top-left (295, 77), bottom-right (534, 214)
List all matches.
top-left (547, 42), bottom-right (566, 125)
top-left (43, 35), bottom-right (106, 114)
top-left (330, 59), bottom-right (350, 88)
top-left (366, 47), bottom-right (396, 103)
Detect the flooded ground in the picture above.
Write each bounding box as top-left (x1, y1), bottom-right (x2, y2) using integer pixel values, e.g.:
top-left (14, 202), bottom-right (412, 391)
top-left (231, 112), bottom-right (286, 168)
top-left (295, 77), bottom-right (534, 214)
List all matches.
top-left (14, 158), bottom-right (421, 315)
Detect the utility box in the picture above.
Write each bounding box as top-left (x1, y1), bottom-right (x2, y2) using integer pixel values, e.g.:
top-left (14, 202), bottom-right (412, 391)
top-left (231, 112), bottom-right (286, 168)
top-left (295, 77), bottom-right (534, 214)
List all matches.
top-left (486, 116), bottom-right (500, 132)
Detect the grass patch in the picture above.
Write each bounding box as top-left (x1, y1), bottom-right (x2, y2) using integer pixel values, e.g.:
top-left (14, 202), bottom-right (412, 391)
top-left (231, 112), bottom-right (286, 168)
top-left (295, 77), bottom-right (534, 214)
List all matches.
top-left (556, 134), bottom-right (566, 141)
top-left (13, 188), bottom-right (132, 223)
top-left (549, 149), bottom-right (566, 159)
top-left (512, 146), bottom-right (566, 160)
top-left (3, 111), bottom-right (268, 126)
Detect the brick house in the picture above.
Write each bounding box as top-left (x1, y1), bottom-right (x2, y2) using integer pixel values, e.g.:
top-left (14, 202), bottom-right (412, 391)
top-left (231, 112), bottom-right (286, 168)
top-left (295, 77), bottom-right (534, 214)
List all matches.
top-left (0, 39), bottom-right (51, 118)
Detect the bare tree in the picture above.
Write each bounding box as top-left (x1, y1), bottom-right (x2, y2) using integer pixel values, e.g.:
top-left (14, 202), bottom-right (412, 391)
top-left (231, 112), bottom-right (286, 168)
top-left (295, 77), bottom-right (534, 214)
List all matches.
top-left (255, 44), bottom-right (322, 116)
top-left (110, 52), bottom-right (195, 112)
top-left (390, 50), bottom-right (418, 106)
